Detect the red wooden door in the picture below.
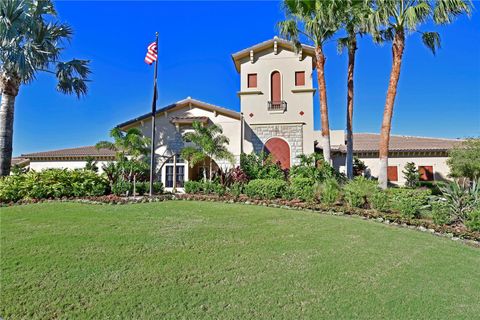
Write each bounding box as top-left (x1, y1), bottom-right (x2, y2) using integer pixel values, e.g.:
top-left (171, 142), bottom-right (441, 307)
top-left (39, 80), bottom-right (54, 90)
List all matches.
top-left (271, 71), bottom-right (281, 102)
top-left (264, 138), bottom-right (290, 169)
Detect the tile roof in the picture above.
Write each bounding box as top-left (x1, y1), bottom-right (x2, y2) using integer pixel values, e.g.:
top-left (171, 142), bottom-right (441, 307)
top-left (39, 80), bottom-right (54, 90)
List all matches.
top-left (117, 97), bottom-right (240, 129)
top-left (21, 146), bottom-right (116, 159)
top-left (321, 133), bottom-right (464, 153)
top-left (353, 133), bottom-right (464, 152)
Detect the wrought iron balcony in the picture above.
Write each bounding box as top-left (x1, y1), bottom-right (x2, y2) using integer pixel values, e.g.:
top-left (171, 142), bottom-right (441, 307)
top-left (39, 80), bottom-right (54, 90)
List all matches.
top-left (267, 100), bottom-right (287, 112)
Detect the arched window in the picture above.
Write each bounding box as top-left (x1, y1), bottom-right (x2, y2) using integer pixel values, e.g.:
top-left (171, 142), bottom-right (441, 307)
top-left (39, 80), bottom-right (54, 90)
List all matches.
top-left (271, 71), bottom-right (281, 102)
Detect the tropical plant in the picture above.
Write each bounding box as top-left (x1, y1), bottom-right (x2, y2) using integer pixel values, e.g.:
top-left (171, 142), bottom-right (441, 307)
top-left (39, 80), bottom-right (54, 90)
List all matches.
top-left (402, 162), bottom-right (420, 188)
top-left (96, 127), bottom-right (150, 195)
top-left (240, 152), bottom-right (284, 180)
top-left (181, 121), bottom-right (234, 182)
top-left (279, 0), bottom-right (340, 163)
top-left (336, 0), bottom-right (376, 179)
top-left (343, 176), bottom-right (381, 208)
top-left (316, 177), bottom-right (341, 205)
top-left (447, 138), bottom-right (480, 181)
top-left (290, 153), bottom-right (342, 182)
top-left (372, 0), bottom-right (472, 189)
top-left (388, 188), bottom-right (431, 218)
top-left (352, 156), bottom-right (367, 176)
top-left (435, 180), bottom-right (479, 224)
top-left (84, 156), bottom-right (99, 173)
top-left (0, 0), bottom-right (91, 176)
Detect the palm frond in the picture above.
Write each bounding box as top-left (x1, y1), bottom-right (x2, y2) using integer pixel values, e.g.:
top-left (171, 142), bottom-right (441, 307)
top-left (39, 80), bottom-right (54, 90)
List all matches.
top-left (421, 31), bottom-right (441, 55)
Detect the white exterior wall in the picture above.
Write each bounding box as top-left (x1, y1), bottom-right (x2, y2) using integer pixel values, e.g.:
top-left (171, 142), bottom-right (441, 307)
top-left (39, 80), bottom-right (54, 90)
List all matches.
top-left (132, 105), bottom-right (242, 191)
top-left (333, 154), bottom-right (451, 185)
top-left (238, 48), bottom-right (316, 159)
top-left (29, 160), bottom-right (111, 173)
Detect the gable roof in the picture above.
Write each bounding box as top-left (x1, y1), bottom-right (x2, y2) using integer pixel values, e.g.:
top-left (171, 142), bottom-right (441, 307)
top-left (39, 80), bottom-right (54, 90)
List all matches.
top-left (21, 146), bottom-right (116, 160)
top-left (318, 133), bottom-right (464, 153)
top-left (117, 97), bottom-right (241, 130)
top-left (231, 37), bottom-right (316, 72)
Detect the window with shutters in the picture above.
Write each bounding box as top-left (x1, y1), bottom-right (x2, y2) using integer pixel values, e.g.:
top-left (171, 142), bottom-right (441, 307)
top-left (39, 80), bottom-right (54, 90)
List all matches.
top-left (419, 166), bottom-right (434, 181)
top-left (387, 166), bottom-right (398, 182)
top-left (247, 73), bottom-right (257, 88)
top-left (295, 71), bottom-right (305, 86)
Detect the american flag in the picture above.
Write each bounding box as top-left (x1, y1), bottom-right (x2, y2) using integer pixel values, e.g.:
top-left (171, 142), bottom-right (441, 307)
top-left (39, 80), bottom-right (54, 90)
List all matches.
top-left (144, 42), bottom-right (158, 65)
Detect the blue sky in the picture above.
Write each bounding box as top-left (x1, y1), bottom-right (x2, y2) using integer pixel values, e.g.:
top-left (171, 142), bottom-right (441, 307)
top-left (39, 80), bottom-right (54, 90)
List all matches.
top-left (13, 1), bottom-right (480, 156)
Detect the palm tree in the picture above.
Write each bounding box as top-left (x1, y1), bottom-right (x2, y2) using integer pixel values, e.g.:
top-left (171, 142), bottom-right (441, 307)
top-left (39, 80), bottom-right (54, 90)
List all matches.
top-left (0, 0), bottom-right (91, 176)
top-left (96, 127), bottom-right (150, 161)
top-left (278, 0), bottom-right (340, 164)
top-left (96, 127), bottom-right (150, 194)
top-left (336, 0), bottom-right (376, 180)
top-left (372, 0), bottom-right (472, 189)
top-left (181, 121), bottom-right (234, 182)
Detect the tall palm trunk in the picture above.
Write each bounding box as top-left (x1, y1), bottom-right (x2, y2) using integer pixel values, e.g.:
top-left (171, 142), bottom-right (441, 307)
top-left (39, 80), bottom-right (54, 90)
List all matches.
top-left (345, 35), bottom-right (357, 180)
top-left (315, 45), bottom-right (331, 164)
top-left (378, 30), bottom-right (405, 189)
top-left (0, 81), bottom-right (19, 176)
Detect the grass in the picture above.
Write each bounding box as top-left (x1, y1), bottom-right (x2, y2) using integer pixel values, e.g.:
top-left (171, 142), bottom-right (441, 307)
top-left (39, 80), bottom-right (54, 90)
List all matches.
top-left (1, 201), bottom-right (479, 319)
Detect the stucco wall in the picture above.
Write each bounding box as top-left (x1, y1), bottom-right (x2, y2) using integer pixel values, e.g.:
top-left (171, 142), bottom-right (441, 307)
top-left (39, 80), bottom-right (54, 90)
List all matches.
top-left (135, 105), bottom-right (242, 171)
top-left (29, 160), bottom-right (110, 173)
top-left (333, 154), bottom-right (452, 185)
top-left (238, 47), bottom-right (316, 162)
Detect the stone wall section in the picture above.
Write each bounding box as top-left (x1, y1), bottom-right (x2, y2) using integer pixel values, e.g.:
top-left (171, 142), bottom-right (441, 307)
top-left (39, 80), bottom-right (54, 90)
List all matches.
top-left (250, 123), bottom-right (304, 166)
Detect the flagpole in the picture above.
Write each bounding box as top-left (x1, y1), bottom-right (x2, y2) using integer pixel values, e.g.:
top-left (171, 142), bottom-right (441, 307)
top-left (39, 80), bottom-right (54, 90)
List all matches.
top-left (149, 32), bottom-right (159, 197)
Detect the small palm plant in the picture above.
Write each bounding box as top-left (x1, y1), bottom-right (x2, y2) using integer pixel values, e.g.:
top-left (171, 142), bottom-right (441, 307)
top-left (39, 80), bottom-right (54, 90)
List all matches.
top-left (0, 0), bottom-right (91, 176)
top-left (96, 127), bottom-right (150, 195)
top-left (181, 121), bottom-right (234, 182)
top-left (371, 0), bottom-right (472, 189)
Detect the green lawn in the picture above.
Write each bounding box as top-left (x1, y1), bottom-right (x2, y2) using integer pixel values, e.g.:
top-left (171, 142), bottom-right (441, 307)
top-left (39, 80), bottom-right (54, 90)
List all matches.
top-left (1, 201), bottom-right (479, 319)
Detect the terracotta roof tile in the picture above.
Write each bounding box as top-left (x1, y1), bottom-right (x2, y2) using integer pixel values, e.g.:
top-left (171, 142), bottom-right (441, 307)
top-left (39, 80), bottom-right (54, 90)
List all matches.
top-left (352, 133), bottom-right (464, 152)
top-left (21, 146), bottom-right (116, 159)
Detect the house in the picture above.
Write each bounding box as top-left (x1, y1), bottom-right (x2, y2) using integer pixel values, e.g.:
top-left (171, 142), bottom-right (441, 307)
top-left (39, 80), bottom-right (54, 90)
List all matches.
top-left (16, 37), bottom-right (464, 190)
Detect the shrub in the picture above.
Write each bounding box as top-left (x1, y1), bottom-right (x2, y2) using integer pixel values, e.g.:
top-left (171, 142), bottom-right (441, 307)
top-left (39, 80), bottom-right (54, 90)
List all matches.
top-left (388, 188), bottom-right (431, 219)
top-left (290, 154), bottom-right (343, 183)
top-left (151, 182), bottom-right (164, 195)
top-left (0, 169), bottom-right (108, 202)
top-left (447, 138), bottom-right (480, 181)
top-left (370, 189), bottom-right (389, 211)
top-left (184, 181), bottom-right (224, 196)
top-left (343, 177), bottom-right (379, 208)
top-left (431, 200), bottom-right (451, 225)
top-left (229, 182), bottom-right (243, 198)
top-left (287, 177), bottom-right (316, 201)
top-left (185, 181), bottom-right (203, 194)
top-left (244, 179), bottom-right (288, 200)
top-left (135, 182), bottom-right (148, 196)
top-left (466, 208), bottom-right (480, 231)
top-left (316, 178), bottom-right (340, 205)
top-left (112, 180), bottom-right (132, 196)
top-left (240, 152), bottom-right (284, 180)
top-left (402, 162), bottom-right (420, 188)
top-left (436, 180), bottom-right (479, 223)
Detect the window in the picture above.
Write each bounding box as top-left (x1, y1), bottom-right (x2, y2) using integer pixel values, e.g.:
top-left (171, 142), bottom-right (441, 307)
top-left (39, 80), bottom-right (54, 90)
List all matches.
top-left (419, 166), bottom-right (434, 181)
top-left (295, 71), bottom-right (305, 86)
top-left (164, 155), bottom-right (185, 188)
top-left (247, 73), bottom-right (257, 88)
top-left (387, 166), bottom-right (398, 182)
